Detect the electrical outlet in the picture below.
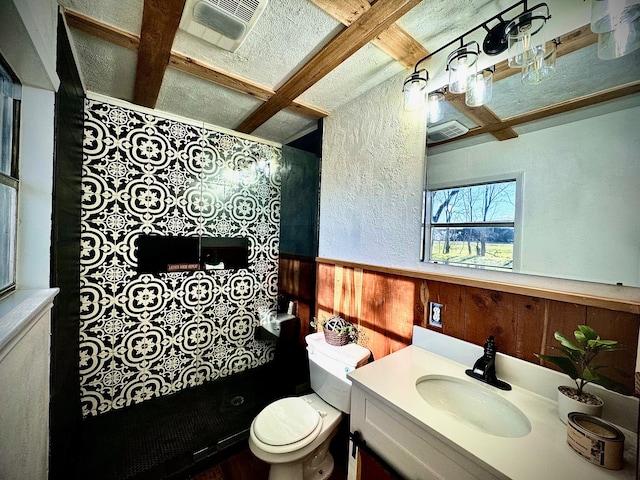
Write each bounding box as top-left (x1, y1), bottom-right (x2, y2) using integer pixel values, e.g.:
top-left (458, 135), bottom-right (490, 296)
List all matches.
top-left (428, 302), bottom-right (443, 328)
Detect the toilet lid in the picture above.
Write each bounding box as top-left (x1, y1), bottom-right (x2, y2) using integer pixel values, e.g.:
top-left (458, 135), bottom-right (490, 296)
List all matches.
top-left (253, 397), bottom-right (321, 446)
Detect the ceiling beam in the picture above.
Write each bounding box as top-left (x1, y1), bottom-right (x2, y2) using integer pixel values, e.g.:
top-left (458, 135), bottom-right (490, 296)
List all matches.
top-left (169, 54), bottom-right (328, 119)
top-left (493, 24), bottom-right (598, 83)
top-left (446, 94), bottom-right (518, 140)
top-left (236, 0), bottom-right (422, 134)
top-left (311, 0), bottom-right (428, 68)
top-left (439, 80), bottom-right (640, 144)
top-left (63, 8), bottom-right (327, 119)
top-left (445, 24), bottom-right (599, 141)
top-left (133, 0), bottom-right (186, 108)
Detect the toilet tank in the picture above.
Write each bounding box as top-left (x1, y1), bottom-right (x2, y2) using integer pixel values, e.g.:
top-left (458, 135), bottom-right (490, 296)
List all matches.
top-left (305, 332), bottom-right (370, 413)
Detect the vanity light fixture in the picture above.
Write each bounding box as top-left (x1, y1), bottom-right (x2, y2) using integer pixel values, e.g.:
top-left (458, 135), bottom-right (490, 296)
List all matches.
top-left (504, 3), bottom-right (551, 68)
top-left (403, 69), bottom-right (428, 111)
top-left (591, 0), bottom-right (640, 60)
top-left (401, 1), bottom-right (554, 112)
top-left (465, 67), bottom-right (494, 106)
top-left (446, 41), bottom-right (479, 94)
top-left (428, 89), bottom-right (446, 123)
top-left (521, 39), bottom-right (558, 85)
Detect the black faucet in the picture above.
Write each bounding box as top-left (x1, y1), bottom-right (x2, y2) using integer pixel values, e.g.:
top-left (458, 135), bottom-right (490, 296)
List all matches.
top-left (465, 336), bottom-right (511, 391)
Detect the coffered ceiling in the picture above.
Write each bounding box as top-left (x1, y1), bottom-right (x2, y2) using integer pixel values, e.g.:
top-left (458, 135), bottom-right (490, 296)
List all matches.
top-left (59, 0), bottom-right (640, 145)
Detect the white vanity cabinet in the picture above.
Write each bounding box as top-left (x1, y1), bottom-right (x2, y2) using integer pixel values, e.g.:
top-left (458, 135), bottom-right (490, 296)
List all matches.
top-left (349, 384), bottom-right (505, 480)
top-left (346, 327), bottom-right (638, 480)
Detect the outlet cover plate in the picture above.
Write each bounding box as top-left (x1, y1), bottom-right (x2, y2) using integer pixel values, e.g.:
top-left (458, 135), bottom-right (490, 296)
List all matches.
top-left (428, 302), bottom-right (443, 328)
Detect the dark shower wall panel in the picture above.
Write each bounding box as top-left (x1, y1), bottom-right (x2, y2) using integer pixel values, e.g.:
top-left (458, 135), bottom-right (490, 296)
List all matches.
top-left (80, 98), bottom-right (280, 417)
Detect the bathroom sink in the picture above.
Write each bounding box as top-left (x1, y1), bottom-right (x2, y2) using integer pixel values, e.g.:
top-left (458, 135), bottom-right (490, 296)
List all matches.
top-left (416, 375), bottom-right (531, 438)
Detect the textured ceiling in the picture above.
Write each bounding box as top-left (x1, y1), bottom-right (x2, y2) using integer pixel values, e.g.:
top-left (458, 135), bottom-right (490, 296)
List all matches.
top-left (58, 0), bottom-right (638, 145)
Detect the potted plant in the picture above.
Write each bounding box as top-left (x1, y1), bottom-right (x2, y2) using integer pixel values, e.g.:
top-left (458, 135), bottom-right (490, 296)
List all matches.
top-left (536, 325), bottom-right (628, 423)
top-left (312, 315), bottom-right (362, 346)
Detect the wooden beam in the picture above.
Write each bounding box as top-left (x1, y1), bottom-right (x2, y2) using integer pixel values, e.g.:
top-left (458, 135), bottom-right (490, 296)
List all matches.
top-left (443, 24), bottom-right (599, 142)
top-left (63, 8), bottom-right (328, 119)
top-left (169, 53), bottom-right (328, 119)
top-left (134, 0), bottom-right (186, 108)
top-left (441, 80), bottom-right (640, 143)
top-left (494, 24), bottom-right (598, 83)
top-left (445, 93), bottom-right (519, 141)
top-left (236, 0), bottom-right (421, 134)
top-left (63, 8), bottom-right (140, 50)
top-left (311, 0), bottom-right (428, 68)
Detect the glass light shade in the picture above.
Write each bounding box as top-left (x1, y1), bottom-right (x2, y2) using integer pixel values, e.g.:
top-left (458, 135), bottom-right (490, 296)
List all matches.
top-left (591, 0), bottom-right (640, 33)
top-left (465, 69), bottom-right (493, 106)
top-left (447, 44), bottom-right (478, 94)
top-left (428, 91), bottom-right (445, 123)
top-left (521, 40), bottom-right (557, 85)
top-left (403, 72), bottom-right (428, 111)
top-left (505, 5), bottom-right (549, 68)
top-left (596, 10), bottom-right (640, 59)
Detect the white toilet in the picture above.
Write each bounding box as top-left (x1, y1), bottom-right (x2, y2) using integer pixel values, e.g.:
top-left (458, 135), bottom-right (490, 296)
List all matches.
top-left (249, 332), bottom-right (370, 480)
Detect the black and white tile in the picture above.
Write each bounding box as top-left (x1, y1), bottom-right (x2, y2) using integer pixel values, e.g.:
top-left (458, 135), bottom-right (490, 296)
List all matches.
top-left (80, 99), bottom-right (280, 417)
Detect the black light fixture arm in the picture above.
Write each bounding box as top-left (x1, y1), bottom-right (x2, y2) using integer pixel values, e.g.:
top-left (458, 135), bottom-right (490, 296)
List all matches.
top-left (409, 0), bottom-right (542, 75)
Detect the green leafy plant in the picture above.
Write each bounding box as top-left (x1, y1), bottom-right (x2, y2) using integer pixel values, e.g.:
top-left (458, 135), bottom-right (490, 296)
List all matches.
top-left (535, 325), bottom-right (628, 397)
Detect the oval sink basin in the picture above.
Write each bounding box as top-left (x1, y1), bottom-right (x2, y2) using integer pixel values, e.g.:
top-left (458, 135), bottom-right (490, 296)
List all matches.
top-left (416, 375), bottom-right (531, 438)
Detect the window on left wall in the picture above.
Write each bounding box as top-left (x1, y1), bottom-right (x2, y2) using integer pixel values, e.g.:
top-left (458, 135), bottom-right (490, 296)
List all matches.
top-left (0, 57), bottom-right (21, 297)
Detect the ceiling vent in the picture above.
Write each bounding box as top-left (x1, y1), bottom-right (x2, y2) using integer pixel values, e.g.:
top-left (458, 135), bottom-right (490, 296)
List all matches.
top-left (179, 0), bottom-right (269, 52)
top-left (427, 120), bottom-right (469, 143)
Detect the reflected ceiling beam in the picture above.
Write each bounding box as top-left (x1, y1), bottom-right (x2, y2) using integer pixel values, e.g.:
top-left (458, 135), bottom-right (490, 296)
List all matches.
top-left (440, 80), bottom-right (640, 143)
top-left (493, 24), bottom-right (598, 83)
top-left (311, 0), bottom-right (428, 68)
top-left (444, 24), bottom-right (599, 142)
top-left (446, 94), bottom-right (518, 140)
top-left (63, 8), bottom-right (327, 119)
top-left (134, 0), bottom-right (186, 108)
top-left (236, 0), bottom-right (422, 134)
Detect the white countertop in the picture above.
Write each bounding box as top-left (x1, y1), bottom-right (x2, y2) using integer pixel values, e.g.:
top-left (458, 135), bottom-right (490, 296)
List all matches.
top-left (348, 344), bottom-right (638, 480)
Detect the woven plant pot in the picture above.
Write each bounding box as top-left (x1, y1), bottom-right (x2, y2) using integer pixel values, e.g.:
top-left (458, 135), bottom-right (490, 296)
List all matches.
top-left (323, 328), bottom-right (350, 346)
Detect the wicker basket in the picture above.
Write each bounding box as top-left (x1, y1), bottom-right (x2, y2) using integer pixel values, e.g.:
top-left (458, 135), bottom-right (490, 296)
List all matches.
top-left (323, 328), bottom-right (350, 346)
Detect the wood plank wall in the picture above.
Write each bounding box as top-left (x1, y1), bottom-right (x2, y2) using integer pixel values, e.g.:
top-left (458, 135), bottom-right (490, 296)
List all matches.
top-left (314, 262), bottom-right (640, 393)
top-left (278, 255), bottom-right (317, 345)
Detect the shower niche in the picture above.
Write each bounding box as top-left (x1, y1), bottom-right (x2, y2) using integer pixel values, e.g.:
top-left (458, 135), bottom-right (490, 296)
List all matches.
top-left (136, 235), bottom-right (249, 274)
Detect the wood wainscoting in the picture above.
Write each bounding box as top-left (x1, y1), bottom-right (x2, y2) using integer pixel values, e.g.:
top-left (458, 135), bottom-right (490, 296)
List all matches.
top-left (315, 259), bottom-right (640, 393)
top-left (279, 254), bottom-right (318, 346)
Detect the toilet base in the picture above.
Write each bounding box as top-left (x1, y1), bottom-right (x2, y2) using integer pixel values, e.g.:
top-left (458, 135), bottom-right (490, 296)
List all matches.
top-left (267, 449), bottom-right (334, 480)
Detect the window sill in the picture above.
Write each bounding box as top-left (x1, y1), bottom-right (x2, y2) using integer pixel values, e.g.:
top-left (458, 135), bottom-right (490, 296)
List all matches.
top-left (0, 288), bottom-right (59, 361)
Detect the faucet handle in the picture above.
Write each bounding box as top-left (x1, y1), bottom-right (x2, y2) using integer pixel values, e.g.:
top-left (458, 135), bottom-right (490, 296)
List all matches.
top-left (483, 335), bottom-right (497, 357)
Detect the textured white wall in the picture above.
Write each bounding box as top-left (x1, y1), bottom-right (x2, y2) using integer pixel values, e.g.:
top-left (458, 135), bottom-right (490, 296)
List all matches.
top-left (428, 106), bottom-right (640, 287)
top-left (319, 71), bottom-right (427, 268)
top-left (0, 310), bottom-right (51, 480)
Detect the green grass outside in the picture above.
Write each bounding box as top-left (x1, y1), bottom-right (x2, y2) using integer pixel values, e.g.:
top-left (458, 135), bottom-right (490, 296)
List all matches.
top-left (430, 240), bottom-right (513, 268)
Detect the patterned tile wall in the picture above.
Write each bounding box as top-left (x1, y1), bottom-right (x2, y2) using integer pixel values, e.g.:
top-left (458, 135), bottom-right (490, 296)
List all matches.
top-left (79, 99), bottom-right (280, 417)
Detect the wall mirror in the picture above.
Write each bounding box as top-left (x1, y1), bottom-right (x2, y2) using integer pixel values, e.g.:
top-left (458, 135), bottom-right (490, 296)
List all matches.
top-left (423, 27), bottom-right (640, 289)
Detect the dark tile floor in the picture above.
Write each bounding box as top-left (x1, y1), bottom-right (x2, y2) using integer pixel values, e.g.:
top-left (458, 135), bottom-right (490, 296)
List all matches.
top-left (73, 363), bottom-right (291, 480)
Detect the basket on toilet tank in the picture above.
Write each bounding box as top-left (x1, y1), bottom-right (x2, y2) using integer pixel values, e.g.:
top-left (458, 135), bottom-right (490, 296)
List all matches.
top-left (306, 332), bottom-right (370, 413)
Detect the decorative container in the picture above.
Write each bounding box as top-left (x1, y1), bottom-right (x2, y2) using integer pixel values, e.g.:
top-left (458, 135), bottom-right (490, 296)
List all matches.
top-left (557, 386), bottom-right (603, 424)
top-left (566, 412), bottom-right (624, 470)
top-left (323, 328), bottom-right (350, 346)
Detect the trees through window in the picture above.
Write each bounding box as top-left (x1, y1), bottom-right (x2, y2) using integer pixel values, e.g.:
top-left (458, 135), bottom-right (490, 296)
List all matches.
top-left (425, 178), bottom-right (517, 270)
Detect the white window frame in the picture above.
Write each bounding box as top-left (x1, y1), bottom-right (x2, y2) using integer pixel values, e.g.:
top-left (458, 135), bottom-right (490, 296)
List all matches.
top-left (421, 172), bottom-right (523, 272)
top-left (0, 58), bottom-right (21, 298)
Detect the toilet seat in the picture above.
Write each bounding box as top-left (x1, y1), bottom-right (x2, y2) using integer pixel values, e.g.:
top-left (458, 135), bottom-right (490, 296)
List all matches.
top-left (252, 397), bottom-right (323, 453)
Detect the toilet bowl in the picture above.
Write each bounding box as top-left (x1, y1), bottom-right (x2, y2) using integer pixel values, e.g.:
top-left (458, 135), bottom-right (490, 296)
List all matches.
top-left (249, 393), bottom-right (341, 480)
top-left (248, 332), bottom-right (370, 480)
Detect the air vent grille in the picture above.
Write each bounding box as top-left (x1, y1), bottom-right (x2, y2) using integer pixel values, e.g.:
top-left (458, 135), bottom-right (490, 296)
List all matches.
top-left (208, 0), bottom-right (260, 23)
top-left (180, 0), bottom-right (268, 52)
top-left (427, 120), bottom-right (469, 143)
